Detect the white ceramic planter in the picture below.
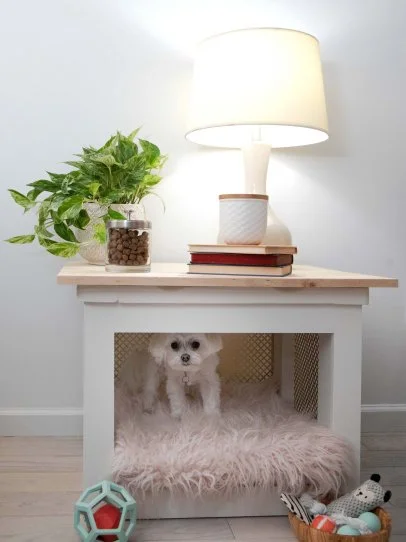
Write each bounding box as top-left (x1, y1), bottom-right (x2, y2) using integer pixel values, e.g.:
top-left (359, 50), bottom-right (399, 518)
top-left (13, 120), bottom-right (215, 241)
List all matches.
top-left (219, 194), bottom-right (268, 245)
top-left (76, 202), bottom-right (145, 265)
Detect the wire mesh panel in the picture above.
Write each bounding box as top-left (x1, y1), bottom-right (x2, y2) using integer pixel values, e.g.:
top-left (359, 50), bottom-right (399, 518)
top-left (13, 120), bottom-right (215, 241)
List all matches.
top-left (294, 333), bottom-right (319, 417)
top-left (114, 333), bottom-right (152, 381)
top-left (114, 333), bottom-right (274, 383)
top-left (219, 334), bottom-right (274, 382)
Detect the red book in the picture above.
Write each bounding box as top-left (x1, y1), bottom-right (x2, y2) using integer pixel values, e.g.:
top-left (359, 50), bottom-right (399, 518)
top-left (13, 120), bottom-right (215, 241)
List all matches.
top-left (190, 253), bottom-right (293, 267)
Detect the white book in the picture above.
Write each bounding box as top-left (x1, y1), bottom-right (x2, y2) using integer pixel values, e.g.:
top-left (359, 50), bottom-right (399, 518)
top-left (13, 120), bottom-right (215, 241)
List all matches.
top-left (187, 264), bottom-right (292, 277)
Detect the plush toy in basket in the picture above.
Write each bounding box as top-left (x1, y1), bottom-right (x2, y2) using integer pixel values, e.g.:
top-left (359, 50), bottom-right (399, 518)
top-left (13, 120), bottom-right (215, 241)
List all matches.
top-left (281, 473), bottom-right (392, 540)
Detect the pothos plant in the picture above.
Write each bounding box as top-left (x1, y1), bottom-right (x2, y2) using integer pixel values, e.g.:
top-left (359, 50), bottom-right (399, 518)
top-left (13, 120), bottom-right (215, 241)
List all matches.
top-left (6, 129), bottom-right (167, 257)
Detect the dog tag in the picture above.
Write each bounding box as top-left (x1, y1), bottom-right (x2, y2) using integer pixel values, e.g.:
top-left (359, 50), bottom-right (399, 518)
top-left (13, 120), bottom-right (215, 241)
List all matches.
top-left (182, 373), bottom-right (190, 385)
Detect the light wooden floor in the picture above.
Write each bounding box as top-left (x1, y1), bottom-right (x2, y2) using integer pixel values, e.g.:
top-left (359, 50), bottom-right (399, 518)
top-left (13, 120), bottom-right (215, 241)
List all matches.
top-left (0, 434), bottom-right (405, 541)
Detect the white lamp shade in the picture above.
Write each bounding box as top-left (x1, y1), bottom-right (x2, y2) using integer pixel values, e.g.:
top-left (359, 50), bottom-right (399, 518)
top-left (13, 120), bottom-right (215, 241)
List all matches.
top-left (186, 28), bottom-right (329, 149)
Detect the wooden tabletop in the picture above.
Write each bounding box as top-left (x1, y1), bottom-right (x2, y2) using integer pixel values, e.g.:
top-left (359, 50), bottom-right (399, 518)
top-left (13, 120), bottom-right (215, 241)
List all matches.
top-left (57, 262), bottom-right (398, 288)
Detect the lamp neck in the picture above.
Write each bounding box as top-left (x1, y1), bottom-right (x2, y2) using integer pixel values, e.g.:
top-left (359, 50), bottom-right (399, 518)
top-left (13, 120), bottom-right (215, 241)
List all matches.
top-left (241, 141), bottom-right (272, 195)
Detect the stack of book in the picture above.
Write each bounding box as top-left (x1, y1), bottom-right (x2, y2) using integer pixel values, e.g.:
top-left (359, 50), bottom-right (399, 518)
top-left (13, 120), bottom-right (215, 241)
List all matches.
top-left (187, 244), bottom-right (297, 276)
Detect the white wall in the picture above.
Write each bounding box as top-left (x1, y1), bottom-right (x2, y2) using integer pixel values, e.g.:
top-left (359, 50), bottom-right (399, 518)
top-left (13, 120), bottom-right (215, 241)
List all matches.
top-left (1, 0), bottom-right (405, 431)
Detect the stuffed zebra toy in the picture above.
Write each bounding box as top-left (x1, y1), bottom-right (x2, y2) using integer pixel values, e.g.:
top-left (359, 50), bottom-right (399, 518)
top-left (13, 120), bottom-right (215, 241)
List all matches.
top-left (280, 493), bottom-right (313, 525)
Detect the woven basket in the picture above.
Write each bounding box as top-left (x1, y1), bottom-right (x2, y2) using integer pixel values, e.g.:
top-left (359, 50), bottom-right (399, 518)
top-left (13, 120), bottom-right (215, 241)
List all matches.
top-left (289, 507), bottom-right (391, 542)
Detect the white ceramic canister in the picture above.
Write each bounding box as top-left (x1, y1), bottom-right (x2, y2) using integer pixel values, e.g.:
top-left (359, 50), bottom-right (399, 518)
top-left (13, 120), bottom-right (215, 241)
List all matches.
top-left (219, 194), bottom-right (268, 245)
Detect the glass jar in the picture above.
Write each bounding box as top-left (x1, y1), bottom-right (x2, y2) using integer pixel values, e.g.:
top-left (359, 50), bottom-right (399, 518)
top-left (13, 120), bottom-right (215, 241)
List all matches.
top-left (105, 219), bottom-right (151, 272)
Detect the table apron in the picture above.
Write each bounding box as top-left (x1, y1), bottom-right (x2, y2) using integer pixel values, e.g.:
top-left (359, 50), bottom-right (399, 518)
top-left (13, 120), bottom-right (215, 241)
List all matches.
top-left (77, 286), bottom-right (369, 306)
top-left (82, 302), bottom-right (363, 334)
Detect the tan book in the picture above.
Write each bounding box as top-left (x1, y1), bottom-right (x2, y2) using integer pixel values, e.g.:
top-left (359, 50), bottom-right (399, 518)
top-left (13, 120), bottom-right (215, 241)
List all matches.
top-left (188, 244), bottom-right (297, 255)
top-left (187, 264), bottom-right (292, 277)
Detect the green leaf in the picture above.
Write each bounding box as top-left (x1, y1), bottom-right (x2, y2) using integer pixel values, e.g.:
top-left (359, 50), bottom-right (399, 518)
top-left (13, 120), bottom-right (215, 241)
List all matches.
top-left (157, 154), bottom-right (168, 169)
top-left (80, 146), bottom-right (97, 155)
top-left (103, 190), bottom-right (126, 204)
top-left (35, 224), bottom-right (53, 239)
top-left (139, 139), bottom-right (160, 167)
top-left (47, 172), bottom-right (66, 184)
top-left (98, 135), bottom-right (116, 152)
top-left (57, 195), bottom-right (84, 220)
top-left (64, 160), bottom-right (84, 169)
top-left (107, 208), bottom-right (126, 220)
top-left (54, 222), bottom-right (78, 242)
top-left (72, 209), bottom-right (90, 230)
top-left (5, 234), bottom-right (35, 244)
top-left (49, 210), bottom-right (62, 225)
top-left (87, 182), bottom-right (101, 198)
top-left (27, 179), bottom-right (58, 192)
top-left (128, 127), bottom-right (141, 141)
top-left (27, 188), bottom-right (43, 201)
top-left (93, 223), bottom-right (107, 244)
top-left (38, 200), bottom-right (51, 225)
top-left (124, 153), bottom-right (146, 171)
top-left (90, 154), bottom-right (119, 167)
top-left (143, 173), bottom-right (162, 187)
top-left (37, 236), bottom-right (56, 248)
top-left (116, 138), bottom-right (138, 163)
top-left (8, 189), bottom-right (35, 211)
top-left (49, 194), bottom-right (67, 212)
top-left (46, 242), bottom-right (79, 258)
top-left (61, 176), bottom-right (75, 195)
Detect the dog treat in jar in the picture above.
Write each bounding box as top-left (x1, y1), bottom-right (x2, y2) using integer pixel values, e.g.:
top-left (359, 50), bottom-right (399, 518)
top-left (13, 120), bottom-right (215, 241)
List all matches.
top-left (106, 219), bottom-right (151, 273)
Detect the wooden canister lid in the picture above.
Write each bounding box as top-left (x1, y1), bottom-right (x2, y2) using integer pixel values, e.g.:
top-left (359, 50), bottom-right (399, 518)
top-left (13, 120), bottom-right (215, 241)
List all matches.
top-left (219, 194), bottom-right (268, 200)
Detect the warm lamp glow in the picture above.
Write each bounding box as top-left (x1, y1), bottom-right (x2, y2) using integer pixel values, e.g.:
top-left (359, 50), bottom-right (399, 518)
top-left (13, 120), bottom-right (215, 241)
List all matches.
top-left (186, 28), bottom-right (329, 149)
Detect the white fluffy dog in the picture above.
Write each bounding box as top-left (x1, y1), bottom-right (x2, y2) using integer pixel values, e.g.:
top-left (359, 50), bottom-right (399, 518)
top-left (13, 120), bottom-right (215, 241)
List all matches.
top-left (120, 333), bottom-right (223, 418)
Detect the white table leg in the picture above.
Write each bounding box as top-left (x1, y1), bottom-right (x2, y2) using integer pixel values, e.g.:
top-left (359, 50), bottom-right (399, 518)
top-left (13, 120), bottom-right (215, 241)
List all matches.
top-left (318, 307), bottom-right (363, 486)
top-left (83, 304), bottom-right (115, 487)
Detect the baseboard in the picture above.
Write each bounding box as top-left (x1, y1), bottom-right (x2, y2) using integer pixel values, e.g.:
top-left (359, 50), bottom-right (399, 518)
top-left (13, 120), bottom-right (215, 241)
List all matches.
top-left (1, 405), bottom-right (405, 436)
top-left (0, 408), bottom-right (83, 436)
top-left (361, 404), bottom-right (406, 433)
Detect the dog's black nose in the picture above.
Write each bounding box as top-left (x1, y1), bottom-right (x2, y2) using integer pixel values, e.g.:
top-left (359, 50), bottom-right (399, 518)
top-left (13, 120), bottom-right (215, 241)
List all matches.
top-left (181, 353), bottom-right (190, 363)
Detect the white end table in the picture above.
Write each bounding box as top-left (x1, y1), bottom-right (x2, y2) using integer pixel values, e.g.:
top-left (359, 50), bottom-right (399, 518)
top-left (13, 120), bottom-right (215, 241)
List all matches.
top-left (58, 263), bottom-right (397, 516)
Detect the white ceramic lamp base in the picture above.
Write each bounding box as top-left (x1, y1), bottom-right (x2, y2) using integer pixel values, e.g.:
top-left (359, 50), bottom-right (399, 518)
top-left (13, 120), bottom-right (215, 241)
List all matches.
top-left (263, 205), bottom-right (292, 245)
top-left (242, 141), bottom-right (292, 245)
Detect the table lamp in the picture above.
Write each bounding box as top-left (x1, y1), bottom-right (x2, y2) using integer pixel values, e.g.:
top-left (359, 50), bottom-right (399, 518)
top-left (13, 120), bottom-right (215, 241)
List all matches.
top-left (185, 28), bottom-right (329, 244)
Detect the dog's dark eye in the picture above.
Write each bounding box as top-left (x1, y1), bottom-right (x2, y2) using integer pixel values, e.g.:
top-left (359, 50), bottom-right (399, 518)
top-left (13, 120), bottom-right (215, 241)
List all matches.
top-left (171, 341), bottom-right (179, 351)
top-left (191, 341), bottom-right (200, 350)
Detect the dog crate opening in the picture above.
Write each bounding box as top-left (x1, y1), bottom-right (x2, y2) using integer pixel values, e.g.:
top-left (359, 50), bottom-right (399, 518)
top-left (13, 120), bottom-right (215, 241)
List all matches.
top-left (112, 332), bottom-right (349, 503)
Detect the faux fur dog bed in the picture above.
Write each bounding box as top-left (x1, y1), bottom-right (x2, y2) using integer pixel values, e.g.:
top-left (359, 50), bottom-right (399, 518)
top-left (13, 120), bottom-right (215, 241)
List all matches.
top-left (113, 381), bottom-right (353, 498)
